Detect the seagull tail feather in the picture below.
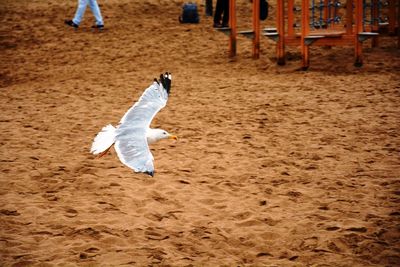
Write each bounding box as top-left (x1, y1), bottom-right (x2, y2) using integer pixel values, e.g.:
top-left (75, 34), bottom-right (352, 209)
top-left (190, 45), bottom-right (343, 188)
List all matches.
top-left (90, 124), bottom-right (116, 156)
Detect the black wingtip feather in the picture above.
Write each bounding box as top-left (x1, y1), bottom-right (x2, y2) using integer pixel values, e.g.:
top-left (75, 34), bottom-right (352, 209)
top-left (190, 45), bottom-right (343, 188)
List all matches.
top-left (159, 72), bottom-right (171, 95)
top-left (145, 171), bottom-right (154, 177)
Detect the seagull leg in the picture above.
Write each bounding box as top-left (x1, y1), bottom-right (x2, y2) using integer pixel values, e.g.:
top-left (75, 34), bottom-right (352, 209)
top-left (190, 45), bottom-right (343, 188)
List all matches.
top-left (97, 146), bottom-right (112, 158)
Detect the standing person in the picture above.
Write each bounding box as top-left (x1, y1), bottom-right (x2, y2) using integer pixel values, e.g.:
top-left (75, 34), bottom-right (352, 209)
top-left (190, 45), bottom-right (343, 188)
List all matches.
top-left (65, 0), bottom-right (104, 29)
top-left (213, 0), bottom-right (229, 28)
top-left (205, 0), bottom-right (213, 16)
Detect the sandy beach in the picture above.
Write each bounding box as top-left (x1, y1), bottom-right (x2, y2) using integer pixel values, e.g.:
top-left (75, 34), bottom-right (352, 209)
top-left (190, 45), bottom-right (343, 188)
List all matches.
top-left (1, 0), bottom-right (399, 266)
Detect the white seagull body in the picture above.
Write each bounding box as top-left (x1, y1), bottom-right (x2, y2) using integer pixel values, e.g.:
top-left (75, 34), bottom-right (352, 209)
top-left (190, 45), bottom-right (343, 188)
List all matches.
top-left (90, 73), bottom-right (176, 177)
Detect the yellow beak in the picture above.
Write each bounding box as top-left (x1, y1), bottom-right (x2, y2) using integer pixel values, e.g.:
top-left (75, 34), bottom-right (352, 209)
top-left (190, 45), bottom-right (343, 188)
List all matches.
top-left (169, 134), bottom-right (178, 140)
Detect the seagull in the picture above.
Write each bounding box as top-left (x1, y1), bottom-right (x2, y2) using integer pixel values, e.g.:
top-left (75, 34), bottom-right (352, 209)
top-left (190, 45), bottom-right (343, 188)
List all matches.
top-left (90, 72), bottom-right (177, 177)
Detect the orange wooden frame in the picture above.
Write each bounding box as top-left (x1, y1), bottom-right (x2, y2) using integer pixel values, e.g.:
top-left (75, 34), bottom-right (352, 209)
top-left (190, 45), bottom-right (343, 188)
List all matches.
top-left (225, 0), bottom-right (261, 58)
top-left (229, 0), bottom-right (237, 57)
top-left (382, 0), bottom-right (400, 48)
top-left (275, 0), bottom-right (398, 69)
top-left (222, 0), bottom-right (399, 66)
top-left (276, 0), bottom-right (364, 68)
top-left (252, 0), bottom-right (261, 59)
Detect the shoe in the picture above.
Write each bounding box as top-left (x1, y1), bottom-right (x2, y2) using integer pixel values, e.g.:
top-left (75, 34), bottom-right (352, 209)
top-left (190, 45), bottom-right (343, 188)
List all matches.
top-left (64, 20), bottom-right (78, 28)
top-left (91, 24), bottom-right (104, 29)
top-left (213, 23), bottom-right (222, 28)
top-left (221, 23), bottom-right (229, 28)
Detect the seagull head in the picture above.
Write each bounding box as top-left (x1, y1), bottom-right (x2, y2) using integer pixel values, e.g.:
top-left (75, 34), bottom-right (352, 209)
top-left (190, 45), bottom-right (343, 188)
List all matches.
top-left (162, 130), bottom-right (178, 141)
top-left (147, 128), bottom-right (177, 144)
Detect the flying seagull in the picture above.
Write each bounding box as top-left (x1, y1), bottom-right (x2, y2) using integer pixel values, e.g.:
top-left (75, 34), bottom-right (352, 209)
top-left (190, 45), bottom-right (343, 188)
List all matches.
top-left (90, 72), bottom-right (177, 177)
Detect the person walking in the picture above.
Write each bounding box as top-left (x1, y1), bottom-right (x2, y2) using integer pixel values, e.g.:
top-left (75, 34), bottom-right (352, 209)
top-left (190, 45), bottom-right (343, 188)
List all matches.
top-left (213, 0), bottom-right (229, 28)
top-left (65, 0), bottom-right (104, 29)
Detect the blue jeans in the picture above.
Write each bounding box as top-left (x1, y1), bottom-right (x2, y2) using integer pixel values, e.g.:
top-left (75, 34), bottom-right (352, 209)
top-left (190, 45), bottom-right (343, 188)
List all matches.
top-left (72, 0), bottom-right (104, 26)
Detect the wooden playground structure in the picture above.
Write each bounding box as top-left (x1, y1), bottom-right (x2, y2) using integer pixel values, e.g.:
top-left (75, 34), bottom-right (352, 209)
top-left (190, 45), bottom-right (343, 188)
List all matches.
top-left (217, 0), bottom-right (399, 69)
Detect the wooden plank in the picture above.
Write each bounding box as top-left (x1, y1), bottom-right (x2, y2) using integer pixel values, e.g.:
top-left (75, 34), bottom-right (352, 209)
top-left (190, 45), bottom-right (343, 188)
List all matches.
top-left (346, 0), bottom-right (353, 35)
top-left (288, 0), bottom-right (295, 36)
top-left (276, 0), bottom-right (285, 65)
top-left (301, 0), bottom-right (310, 69)
top-left (398, 0), bottom-right (400, 48)
top-left (306, 36), bottom-right (356, 45)
top-left (324, 0), bottom-right (330, 27)
top-left (372, 0), bottom-right (379, 47)
top-left (229, 0), bottom-right (237, 57)
top-left (253, 0), bottom-right (260, 59)
top-left (283, 35), bottom-right (355, 46)
top-left (308, 30), bottom-right (346, 37)
top-left (354, 0), bottom-right (363, 66)
top-left (388, 0), bottom-right (396, 34)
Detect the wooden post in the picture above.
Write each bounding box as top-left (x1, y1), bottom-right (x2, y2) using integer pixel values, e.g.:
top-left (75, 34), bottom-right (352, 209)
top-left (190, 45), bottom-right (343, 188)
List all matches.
top-left (277, 0), bottom-right (285, 65)
top-left (301, 0), bottom-right (310, 69)
top-left (229, 0), bottom-right (237, 57)
top-left (388, 0), bottom-right (396, 34)
top-left (398, 0), bottom-right (400, 49)
top-left (355, 0), bottom-right (363, 66)
top-left (372, 0), bottom-right (379, 47)
top-left (346, 0), bottom-right (353, 35)
top-left (324, 0), bottom-right (330, 28)
top-left (288, 0), bottom-right (295, 36)
top-left (253, 0), bottom-right (260, 59)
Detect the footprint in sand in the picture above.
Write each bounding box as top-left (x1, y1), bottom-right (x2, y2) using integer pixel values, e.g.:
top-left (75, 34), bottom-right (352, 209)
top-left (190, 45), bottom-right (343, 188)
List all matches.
top-left (79, 247), bottom-right (100, 259)
top-left (0, 209), bottom-right (20, 216)
top-left (300, 237), bottom-right (319, 251)
top-left (326, 226), bottom-right (341, 231)
top-left (233, 211), bottom-right (252, 220)
top-left (145, 231), bottom-right (169, 241)
top-left (64, 207), bottom-right (78, 218)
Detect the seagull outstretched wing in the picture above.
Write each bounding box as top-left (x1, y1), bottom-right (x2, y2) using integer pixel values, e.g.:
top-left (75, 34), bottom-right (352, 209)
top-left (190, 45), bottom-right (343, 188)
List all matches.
top-left (114, 73), bottom-right (172, 176)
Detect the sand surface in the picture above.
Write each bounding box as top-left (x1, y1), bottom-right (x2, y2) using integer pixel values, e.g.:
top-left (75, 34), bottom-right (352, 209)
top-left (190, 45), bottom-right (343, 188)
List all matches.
top-left (1, 0), bottom-right (400, 266)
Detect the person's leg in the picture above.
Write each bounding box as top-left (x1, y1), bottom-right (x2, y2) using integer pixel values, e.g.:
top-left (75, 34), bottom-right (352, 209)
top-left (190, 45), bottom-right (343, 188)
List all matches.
top-left (72, 0), bottom-right (88, 25)
top-left (221, 0), bottom-right (229, 26)
top-left (214, 0), bottom-right (223, 25)
top-left (88, 0), bottom-right (104, 26)
top-left (206, 0), bottom-right (213, 16)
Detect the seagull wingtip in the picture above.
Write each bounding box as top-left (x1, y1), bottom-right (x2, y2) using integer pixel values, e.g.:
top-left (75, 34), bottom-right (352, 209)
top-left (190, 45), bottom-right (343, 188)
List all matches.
top-left (145, 171), bottom-right (155, 177)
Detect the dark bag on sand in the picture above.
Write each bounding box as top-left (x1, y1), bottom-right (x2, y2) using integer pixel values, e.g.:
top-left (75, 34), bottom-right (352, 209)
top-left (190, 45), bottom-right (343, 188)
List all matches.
top-left (179, 2), bottom-right (200, 23)
top-left (260, 0), bottom-right (269, 20)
